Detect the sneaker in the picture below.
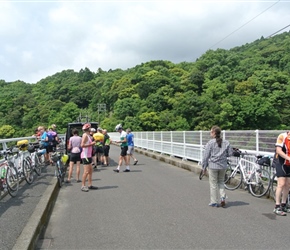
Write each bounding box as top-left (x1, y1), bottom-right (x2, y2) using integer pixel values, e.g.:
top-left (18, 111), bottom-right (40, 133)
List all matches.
top-left (81, 186), bottom-right (89, 192)
top-left (88, 185), bottom-right (98, 190)
top-left (76, 179), bottom-right (81, 183)
top-left (113, 169), bottom-right (119, 173)
top-left (208, 203), bottom-right (218, 207)
top-left (133, 160), bottom-right (138, 165)
top-left (220, 197), bottom-right (226, 207)
top-left (123, 169), bottom-right (130, 172)
top-left (281, 206), bottom-right (290, 213)
top-left (273, 207), bottom-right (287, 216)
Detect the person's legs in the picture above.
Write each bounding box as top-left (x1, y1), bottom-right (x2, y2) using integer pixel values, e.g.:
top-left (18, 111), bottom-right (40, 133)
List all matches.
top-left (67, 161), bottom-right (74, 182)
top-left (87, 164), bottom-right (93, 186)
top-left (218, 169), bottom-right (226, 206)
top-left (76, 161), bottom-right (81, 181)
top-left (208, 169), bottom-right (218, 205)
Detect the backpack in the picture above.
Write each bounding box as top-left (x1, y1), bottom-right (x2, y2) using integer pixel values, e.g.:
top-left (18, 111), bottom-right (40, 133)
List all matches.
top-left (47, 131), bottom-right (57, 145)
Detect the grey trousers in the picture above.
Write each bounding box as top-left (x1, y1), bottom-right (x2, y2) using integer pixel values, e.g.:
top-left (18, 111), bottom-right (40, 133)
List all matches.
top-left (208, 168), bottom-right (227, 204)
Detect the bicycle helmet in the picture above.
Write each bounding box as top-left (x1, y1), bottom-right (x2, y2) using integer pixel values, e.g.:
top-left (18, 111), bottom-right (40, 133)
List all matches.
top-left (82, 123), bottom-right (91, 130)
top-left (90, 128), bottom-right (96, 132)
top-left (115, 124), bottom-right (122, 131)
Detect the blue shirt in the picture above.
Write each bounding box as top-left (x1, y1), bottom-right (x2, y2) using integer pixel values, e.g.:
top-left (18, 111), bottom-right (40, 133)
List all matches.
top-left (41, 131), bottom-right (49, 147)
top-left (127, 133), bottom-right (134, 146)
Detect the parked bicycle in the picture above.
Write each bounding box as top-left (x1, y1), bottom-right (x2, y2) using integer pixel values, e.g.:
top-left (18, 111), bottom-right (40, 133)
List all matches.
top-left (0, 147), bottom-right (20, 197)
top-left (27, 143), bottom-right (46, 176)
top-left (16, 140), bottom-right (35, 184)
top-left (51, 149), bottom-right (68, 188)
top-left (224, 150), bottom-right (271, 198)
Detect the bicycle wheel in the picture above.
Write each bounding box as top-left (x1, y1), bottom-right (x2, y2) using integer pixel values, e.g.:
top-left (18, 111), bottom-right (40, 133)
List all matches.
top-left (56, 161), bottom-right (63, 188)
top-left (224, 166), bottom-right (243, 190)
top-left (33, 154), bottom-right (42, 176)
top-left (6, 163), bottom-right (19, 197)
top-left (23, 159), bottom-right (34, 184)
top-left (224, 164), bottom-right (232, 183)
top-left (249, 168), bottom-right (271, 198)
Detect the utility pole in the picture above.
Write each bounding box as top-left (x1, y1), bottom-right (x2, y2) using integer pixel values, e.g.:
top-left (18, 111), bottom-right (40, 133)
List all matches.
top-left (97, 104), bottom-right (106, 125)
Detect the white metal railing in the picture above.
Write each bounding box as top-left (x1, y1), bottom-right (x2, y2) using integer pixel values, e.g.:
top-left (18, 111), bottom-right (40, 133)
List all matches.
top-left (1, 130), bottom-right (279, 171)
top-left (110, 130), bottom-right (280, 160)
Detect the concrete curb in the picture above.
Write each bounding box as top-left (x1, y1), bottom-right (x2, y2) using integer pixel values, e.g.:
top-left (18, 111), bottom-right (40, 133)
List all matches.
top-left (135, 147), bottom-right (201, 174)
top-left (12, 178), bottom-right (59, 250)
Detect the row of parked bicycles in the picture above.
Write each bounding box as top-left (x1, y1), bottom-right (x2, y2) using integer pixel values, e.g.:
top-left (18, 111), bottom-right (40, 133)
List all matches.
top-left (0, 139), bottom-right (68, 198)
top-left (200, 148), bottom-right (279, 199)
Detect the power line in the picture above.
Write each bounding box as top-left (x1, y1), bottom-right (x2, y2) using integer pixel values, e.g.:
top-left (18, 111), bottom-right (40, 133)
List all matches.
top-left (266, 24), bottom-right (290, 38)
top-left (209, 0), bottom-right (281, 49)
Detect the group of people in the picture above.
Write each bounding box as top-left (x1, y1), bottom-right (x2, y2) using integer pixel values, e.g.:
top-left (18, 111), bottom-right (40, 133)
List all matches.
top-left (34, 124), bottom-right (59, 164)
top-left (113, 124), bottom-right (138, 173)
top-left (66, 123), bottom-right (138, 192)
top-left (67, 124), bottom-right (109, 192)
top-left (202, 125), bottom-right (290, 215)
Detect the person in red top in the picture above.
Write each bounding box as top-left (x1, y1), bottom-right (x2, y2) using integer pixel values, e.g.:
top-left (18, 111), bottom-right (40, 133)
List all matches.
top-left (272, 131), bottom-right (290, 216)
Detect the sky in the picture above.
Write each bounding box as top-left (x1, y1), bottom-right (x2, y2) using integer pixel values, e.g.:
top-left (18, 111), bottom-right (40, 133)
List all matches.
top-left (0, 0), bottom-right (289, 83)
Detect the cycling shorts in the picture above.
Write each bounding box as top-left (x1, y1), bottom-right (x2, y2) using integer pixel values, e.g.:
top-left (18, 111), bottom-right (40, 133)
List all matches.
top-left (276, 164), bottom-right (290, 178)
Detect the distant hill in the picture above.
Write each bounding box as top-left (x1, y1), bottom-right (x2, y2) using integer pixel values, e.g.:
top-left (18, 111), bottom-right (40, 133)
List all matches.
top-left (1, 31), bottom-right (290, 137)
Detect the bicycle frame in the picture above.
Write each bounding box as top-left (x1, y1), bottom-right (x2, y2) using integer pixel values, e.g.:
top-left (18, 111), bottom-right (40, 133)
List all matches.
top-left (225, 154), bottom-right (271, 197)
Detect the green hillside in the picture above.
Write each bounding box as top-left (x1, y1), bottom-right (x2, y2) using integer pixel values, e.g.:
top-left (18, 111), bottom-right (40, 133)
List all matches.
top-left (1, 31), bottom-right (290, 137)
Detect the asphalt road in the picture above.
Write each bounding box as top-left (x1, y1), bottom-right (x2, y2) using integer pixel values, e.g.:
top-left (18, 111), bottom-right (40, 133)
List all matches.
top-left (36, 145), bottom-right (290, 250)
top-left (0, 163), bottom-right (55, 250)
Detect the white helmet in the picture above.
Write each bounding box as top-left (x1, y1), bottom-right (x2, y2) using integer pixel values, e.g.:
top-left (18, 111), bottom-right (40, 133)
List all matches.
top-left (115, 124), bottom-right (122, 131)
top-left (90, 128), bottom-right (96, 132)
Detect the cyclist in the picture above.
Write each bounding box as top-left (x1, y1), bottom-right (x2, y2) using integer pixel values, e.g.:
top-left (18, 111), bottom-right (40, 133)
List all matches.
top-left (272, 131), bottom-right (290, 216)
top-left (113, 124), bottom-right (130, 173)
top-left (93, 127), bottom-right (105, 168)
top-left (80, 123), bottom-right (97, 192)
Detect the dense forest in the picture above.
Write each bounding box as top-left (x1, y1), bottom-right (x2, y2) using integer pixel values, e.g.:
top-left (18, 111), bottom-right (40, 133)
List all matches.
top-left (1, 31), bottom-right (290, 138)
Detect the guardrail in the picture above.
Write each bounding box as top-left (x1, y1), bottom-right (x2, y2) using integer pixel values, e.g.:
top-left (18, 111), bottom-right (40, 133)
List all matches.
top-left (1, 130), bottom-right (278, 175)
top-left (110, 130), bottom-right (279, 159)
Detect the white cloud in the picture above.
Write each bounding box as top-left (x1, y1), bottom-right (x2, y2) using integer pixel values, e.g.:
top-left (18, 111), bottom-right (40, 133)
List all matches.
top-left (0, 0), bottom-right (289, 83)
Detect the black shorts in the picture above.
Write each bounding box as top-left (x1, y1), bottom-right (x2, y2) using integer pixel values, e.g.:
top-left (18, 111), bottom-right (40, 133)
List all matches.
top-left (81, 157), bottom-right (92, 165)
top-left (95, 146), bottom-right (104, 155)
top-left (104, 145), bottom-right (110, 157)
top-left (70, 153), bottom-right (81, 164)
top-left (120, 146), bottom-right (128, 157)
top-left (44, 145), bottom-right (53, 153)
top-left (276, 164), bottom-right (290, 178)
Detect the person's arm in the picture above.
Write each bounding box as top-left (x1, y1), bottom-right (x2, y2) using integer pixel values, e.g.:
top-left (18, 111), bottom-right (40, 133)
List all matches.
top-left (68, 138), bottom-right (72, 150)
top-left (202, 142), bottom-right (211, 169)
top-left (276, 147), bottom-right (290, 162)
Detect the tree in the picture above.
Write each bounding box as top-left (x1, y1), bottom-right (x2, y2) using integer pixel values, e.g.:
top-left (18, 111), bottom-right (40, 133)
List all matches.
top-left (0, 125), bottom-right (15, 139)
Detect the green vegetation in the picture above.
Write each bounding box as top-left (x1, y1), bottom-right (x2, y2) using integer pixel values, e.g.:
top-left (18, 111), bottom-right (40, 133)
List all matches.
top-left (1, 32), bottom-right (290, 137)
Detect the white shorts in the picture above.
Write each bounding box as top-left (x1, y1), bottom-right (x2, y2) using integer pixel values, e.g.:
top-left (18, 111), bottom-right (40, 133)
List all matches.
top-left (127, 146), bottom-right (134, 155)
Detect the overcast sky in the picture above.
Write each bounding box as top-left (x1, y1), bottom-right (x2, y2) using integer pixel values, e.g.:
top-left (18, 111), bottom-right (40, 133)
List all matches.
top-left (0, 0), bottom-right (289, 83)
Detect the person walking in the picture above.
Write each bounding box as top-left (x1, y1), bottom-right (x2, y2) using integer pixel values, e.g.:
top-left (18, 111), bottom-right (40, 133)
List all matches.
top-left (113, 124), bottom-right (130, 173)
top-left (126, 128), bottom-right (138, 165)
top-left (66, 128), bottom-right (82, 183)
top-left (202, 125), bottom-right (232, 207)
top-left (80, 123), bottom-right (97, 192)
top-left (272, 131), bottom-right (290, 216)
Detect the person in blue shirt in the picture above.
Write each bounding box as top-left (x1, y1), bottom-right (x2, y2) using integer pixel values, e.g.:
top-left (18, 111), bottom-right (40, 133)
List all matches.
top-left (126, 128), bottom-right (138, 165)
